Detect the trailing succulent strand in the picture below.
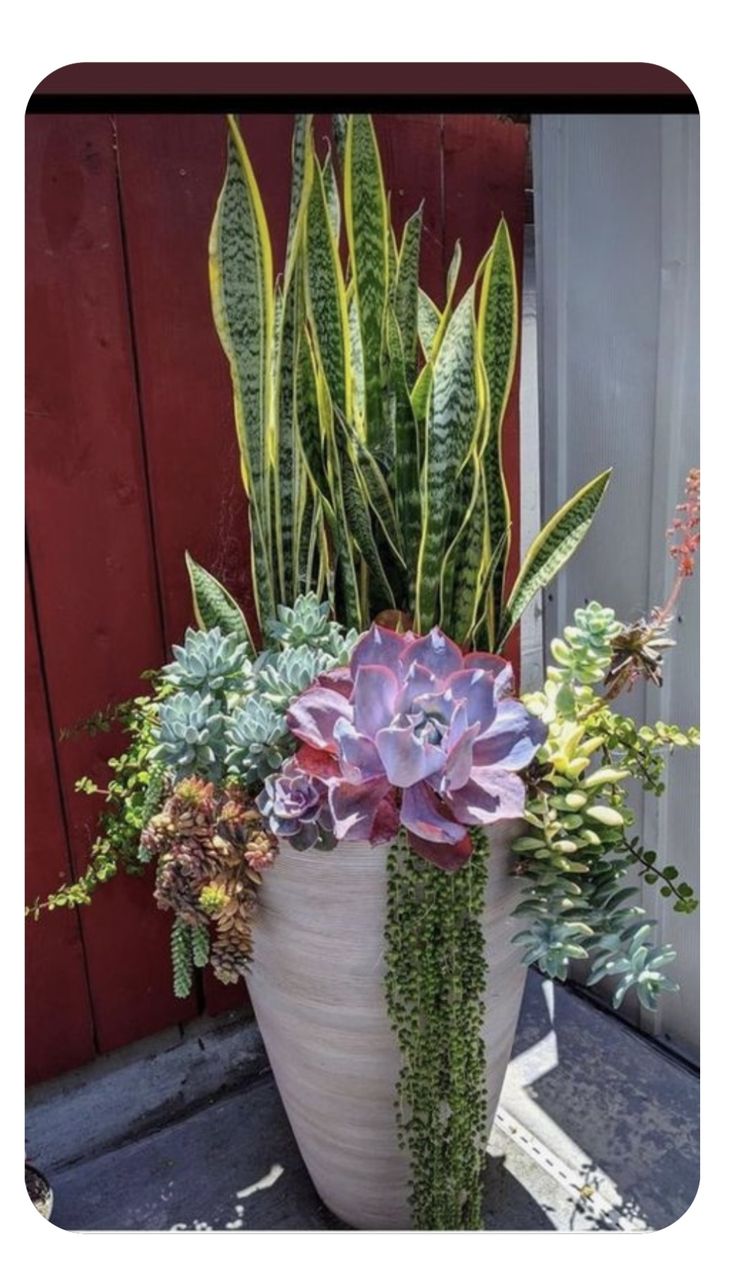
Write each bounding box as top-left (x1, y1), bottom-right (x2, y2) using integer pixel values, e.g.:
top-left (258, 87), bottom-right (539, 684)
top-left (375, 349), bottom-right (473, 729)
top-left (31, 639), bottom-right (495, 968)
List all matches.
top-left (384, 827), bottom-right (491, 1231)
top-left (514, 602), bottom-right (699, 1011)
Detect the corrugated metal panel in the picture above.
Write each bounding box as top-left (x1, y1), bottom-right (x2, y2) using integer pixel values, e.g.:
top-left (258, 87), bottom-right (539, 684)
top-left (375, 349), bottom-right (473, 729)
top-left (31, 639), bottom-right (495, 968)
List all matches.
top-left (532, 115), bottom-right (699, 1057)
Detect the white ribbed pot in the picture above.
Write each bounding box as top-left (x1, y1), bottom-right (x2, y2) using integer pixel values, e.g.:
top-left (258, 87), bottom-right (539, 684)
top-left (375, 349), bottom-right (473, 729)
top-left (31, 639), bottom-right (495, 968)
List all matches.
top-left (247, 822), bottom-right (528, 1230)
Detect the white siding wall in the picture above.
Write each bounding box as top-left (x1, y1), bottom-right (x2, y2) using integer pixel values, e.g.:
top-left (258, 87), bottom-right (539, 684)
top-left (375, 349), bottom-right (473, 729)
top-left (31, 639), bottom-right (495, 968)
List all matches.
top-left (532, 115), bottom-right (700, 1058)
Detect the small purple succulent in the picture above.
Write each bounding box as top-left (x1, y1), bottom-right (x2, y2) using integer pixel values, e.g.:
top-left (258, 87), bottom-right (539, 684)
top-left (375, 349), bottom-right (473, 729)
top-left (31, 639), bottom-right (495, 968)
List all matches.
top-left (256, 760), bottom-right (336, 851)
top-left (272, 624), bottom-right (545, 870)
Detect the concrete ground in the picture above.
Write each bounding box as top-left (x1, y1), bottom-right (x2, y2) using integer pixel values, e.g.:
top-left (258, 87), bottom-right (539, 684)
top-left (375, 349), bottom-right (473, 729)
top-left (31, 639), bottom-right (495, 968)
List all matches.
top-left (25, 972), bottom-right (698, 1232)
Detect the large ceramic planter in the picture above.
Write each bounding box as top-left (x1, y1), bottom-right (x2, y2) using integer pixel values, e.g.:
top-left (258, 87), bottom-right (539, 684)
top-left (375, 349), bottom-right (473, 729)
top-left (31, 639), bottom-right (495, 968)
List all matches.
top-left (248, 822), bottom-right (528, 1230)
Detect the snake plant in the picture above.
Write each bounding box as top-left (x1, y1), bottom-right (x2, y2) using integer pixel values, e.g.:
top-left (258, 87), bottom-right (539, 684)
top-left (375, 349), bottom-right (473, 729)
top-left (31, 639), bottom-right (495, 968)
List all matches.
top-left (190, 112), bottom-right (610, 654)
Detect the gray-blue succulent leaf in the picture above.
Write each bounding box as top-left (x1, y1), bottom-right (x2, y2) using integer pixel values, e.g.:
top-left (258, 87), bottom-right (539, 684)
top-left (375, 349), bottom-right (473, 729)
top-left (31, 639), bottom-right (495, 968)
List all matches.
top-left (161, 626), bottom-right (251, 697)
top-left (150, 690), bottom-right (227, 779)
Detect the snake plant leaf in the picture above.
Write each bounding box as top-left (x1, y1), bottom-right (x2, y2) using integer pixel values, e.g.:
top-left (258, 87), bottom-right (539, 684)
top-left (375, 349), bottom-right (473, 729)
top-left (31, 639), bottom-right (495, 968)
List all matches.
top-left (337, 407), bottom-right (405, 568)
top-left (332, 114), bottom-right (348, 170)
top-left (295, 329), bottom-right (332, 509)
top-left (417, 288), bottom-right (441, 361)
top-left (387, 212), bottom-right (399, 299)
top-left (467, 528), bottom-right (509, 648)
top-left (334, 416), bottom-right (396, 610)
top-left (305, 143), bottom-right (350, 418)
top-left (497, 468), bottom-right (613, 651)
top-left (315, 364), bottom-right (362, 630)
top-left (411, 241), bottom-right (463, 422)
top-left (445, 238), bottom-right (462, 300)
top-left (273, 269), bottom-right (305, 605)
top-left (347, 292), bottom-right (366, 425)
top-left (393, 205), bottom-right (423, 386)
top-left (295, 482), bottom-right (324, 596)
top-left (385, 307), bottom-right (420, 597)
top-left (478, 218), bottom-right (518, 627)
top-left (415, 287), bottom-right (479, 632)
top-left (185, 553), bottom-right (256, 655)
top-left (345, 115), bottom-right (389, 454)
top-left (285, 114), bottom-right (313, 274)
top-left (273, 116), bottom-right (314, 606)
top-left (439, 455), bottom-right (490, 645)
top-left (209, 116), bottom-right (275, 625)
top-left (322, 145), bottom-right (341, 243)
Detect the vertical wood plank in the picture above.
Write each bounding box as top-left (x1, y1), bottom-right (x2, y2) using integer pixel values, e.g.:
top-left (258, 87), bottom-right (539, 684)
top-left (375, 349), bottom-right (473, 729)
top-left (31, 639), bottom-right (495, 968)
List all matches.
top-left (442, 116), bottom-right (529, 675)
top-left (26, 569), bottom-right (96, 1083)
top-left (25, 114), bottom-right (197, 1061)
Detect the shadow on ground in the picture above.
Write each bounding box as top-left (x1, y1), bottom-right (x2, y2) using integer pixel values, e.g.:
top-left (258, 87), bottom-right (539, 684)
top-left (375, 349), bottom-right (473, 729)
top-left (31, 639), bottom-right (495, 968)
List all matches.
top-left (27, 972), bottom-right (699, 1232)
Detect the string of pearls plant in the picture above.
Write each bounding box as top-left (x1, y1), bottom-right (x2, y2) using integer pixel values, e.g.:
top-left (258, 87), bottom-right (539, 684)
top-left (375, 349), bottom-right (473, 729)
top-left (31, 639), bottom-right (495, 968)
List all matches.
top-left (384, 827), bottom-right (490, 1231)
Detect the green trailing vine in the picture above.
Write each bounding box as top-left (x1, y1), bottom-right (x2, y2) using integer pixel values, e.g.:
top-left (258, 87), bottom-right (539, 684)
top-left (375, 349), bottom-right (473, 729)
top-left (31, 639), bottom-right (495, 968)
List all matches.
top-left (25, 690), bottom-right (168, 920)
top-left (384, 827), bottom-right (490, 1231)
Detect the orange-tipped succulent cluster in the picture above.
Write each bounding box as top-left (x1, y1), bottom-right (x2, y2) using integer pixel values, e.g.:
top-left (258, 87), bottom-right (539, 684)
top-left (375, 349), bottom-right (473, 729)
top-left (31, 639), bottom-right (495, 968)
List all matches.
top-left (141, 776), bottom-right (277, 987)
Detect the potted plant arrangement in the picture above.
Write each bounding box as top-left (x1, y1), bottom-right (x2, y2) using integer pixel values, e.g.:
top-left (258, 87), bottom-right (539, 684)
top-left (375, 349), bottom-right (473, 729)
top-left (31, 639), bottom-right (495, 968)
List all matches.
top-left (29, 115), bottom-right (699, 1231)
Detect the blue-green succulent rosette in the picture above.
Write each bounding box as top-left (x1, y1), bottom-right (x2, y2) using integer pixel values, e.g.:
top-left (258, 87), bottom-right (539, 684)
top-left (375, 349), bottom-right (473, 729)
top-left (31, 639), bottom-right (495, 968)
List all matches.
top-left (257, 624), bottom-right (546, 870)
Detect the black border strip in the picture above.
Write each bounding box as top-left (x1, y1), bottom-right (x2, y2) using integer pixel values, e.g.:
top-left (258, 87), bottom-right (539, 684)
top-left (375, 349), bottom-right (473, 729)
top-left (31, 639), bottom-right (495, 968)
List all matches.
top-left (27, 93), bottom-right (698, 116)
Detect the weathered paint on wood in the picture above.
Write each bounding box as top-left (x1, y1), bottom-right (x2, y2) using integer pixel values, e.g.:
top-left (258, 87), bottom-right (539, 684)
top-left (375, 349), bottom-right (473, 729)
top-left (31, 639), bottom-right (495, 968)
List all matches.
top-left (25, 569), bottom-right (96, 1083)
top-left (25, 115), bottom-right (197, 1066)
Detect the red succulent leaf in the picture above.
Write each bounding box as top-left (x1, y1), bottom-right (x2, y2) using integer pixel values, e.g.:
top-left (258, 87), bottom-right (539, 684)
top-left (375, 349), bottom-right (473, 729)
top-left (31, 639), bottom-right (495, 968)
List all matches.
top-left (407, 830), bottom-right (473, 872)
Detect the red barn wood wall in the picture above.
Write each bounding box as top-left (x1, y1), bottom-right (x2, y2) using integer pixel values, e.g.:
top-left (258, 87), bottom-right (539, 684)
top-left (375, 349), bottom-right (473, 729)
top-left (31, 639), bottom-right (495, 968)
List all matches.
top-left (25, 112), bottom-right (529, 1082)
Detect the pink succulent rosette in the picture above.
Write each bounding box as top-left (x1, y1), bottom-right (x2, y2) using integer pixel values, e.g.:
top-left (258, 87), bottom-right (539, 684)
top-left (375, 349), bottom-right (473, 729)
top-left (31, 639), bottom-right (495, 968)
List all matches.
top-left (258, 624), bottom-right (546, 870)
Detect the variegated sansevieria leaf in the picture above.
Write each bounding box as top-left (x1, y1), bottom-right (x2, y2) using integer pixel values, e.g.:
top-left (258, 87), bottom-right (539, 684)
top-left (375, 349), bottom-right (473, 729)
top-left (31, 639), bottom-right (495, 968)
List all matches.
top-left (347, 291), bottom-right (365, 427)
top-left (438, 450), bottom-right (484, 643)
top-left (273, 268), bottom-right (306, 605)
top-left (295, 327), bottom-right (332, 509)
top-left (478, 218), bottom-right (518, 628)
top-left (345, 115), bottom-right (389, 454)
top-left (445, 238), bottom-right (462, 300)
top-left (332, 114), bottom-right (348, 170)
top-left (417, 288), bottom-right (441, 361)
top-left (304, 141), bottom-right (350, 418)
top-left (314, 361), bottom-right (363, 630)
top-left (385, 306), bottom-right (420, 602)
top-left (322, 145), bottom-right (341, 244)
top-left (496, 468), bottom-right (613, 651)
top-left (387, 212), bottom-right (399, 299)
top-left (185, 553), bottom-right (256, 654)
top-left (272, 116), bottom-right (314, 606)
top-left (414, 286), bottom-right (479, 632)
top-left (437, 328), bottom-right (488, 643)
top-left (468, 528), bottom-right (509, 649)
top-left (393, 205), bottom-right (423, 386)
top-left (285, 114), bottom-right (313, 276)
top-left (209, 115), bottom-right (275, 625)
top-left (337, 407), bottom-right (404, 567)
top-left (334, 415), bottom-right (396, 611)
top-left (411, 241), bottom-right (463, 422)
top-left (296, 479), bottom-right (324, 598)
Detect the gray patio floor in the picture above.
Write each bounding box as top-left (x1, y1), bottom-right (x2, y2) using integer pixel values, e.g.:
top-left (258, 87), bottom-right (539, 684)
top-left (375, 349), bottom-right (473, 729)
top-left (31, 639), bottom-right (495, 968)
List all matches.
top-left (25, 971), bottom-right (698, 1232)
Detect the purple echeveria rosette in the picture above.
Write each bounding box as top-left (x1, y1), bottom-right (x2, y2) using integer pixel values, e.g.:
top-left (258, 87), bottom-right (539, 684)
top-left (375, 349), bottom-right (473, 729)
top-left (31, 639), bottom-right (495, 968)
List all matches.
top-left (262, 624), bottom-right (546, 870)
top-left (257, 761), bottom-right (335, 851)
